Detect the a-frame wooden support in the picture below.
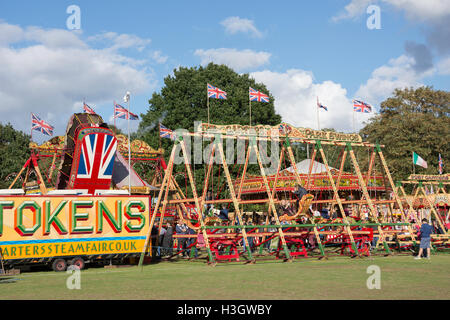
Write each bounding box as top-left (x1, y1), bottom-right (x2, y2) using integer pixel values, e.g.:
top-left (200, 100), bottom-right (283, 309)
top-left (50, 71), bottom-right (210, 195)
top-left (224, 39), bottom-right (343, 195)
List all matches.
top-left (345, 142), bottom-right (390, 254)
top-left (314, 140), bottom-right (360, 255)
top-left (284, 138), bottom-right (327, 258)
top-left (413, 182), bottom-right (446, 233)
top-left (250, 137), bottom-right (291, 261)
top-left (8, 151), bottom-right (47, 195)
top-left (374, 144), bottom-right (417, 243)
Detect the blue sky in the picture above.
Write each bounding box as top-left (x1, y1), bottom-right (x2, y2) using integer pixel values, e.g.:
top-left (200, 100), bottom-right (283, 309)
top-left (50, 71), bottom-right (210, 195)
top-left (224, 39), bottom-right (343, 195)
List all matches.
top-left (1, 0), bottom-right (449, 143)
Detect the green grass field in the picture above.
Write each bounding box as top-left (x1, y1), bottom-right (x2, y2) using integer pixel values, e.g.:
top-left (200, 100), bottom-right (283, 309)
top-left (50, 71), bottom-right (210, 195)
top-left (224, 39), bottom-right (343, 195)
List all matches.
top-left (1, 254), bottom-right (449, 300)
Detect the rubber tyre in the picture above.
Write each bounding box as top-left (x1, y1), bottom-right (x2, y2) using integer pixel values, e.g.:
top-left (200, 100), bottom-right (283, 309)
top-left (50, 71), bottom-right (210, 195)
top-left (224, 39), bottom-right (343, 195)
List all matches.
top-left (69, 257), bottom-right (85, 270)
top-left (51, 259), bottom-right (67, 272)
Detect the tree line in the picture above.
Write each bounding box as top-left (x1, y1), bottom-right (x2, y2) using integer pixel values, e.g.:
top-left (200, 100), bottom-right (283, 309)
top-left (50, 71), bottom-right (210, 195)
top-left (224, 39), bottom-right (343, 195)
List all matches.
top-left (0, 63), bottom-right (448, 190)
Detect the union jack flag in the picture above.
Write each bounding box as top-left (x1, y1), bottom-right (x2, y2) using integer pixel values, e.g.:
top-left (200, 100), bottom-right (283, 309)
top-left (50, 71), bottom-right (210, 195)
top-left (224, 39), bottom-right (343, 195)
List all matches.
top-left (353, 100), bottom-right (372, 113)
top-left (207, 84), bottom-right (227, 100)
top-left (75, 132), bottom-right (117, 194)
top-left (83, 103), bottom-right (96, 115)
top-left (114, 103), bottom-right (138, 120)
top-left (439, 153), bottom-right (444, 175)
top-left (249, 87), bottom-right (269, 103)
top-left (31, 113), bottom-right (54, 136)
top-left (160, 123), bottom-right (175, 141)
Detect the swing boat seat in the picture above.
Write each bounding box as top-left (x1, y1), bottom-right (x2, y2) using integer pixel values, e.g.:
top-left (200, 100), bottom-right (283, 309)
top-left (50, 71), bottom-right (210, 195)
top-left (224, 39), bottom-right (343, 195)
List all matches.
top-left (274, 235), bottom-right (308, 259)
top-left (279, 194), bottom-right (314, 222)
top-left (209, 238), bottom-right (240, 262)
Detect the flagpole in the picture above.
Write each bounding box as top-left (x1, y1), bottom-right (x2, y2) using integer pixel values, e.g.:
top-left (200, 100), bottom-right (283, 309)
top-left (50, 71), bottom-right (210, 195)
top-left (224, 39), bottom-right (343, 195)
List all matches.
top-left (128, 99), bottom-right (131, 195)
top-left (249, 90), bottom-right (252, 126)
top-left (158, 122), bottom-right (162, 150)
top-left (30, 113), bottom-right (33, 142)
top-left (316, 97), bottom-right (320, 130)
top-left (124, 93), bottom-right (131, 195)
top-left (207, 84), bottom-right (210, 125)
top-left (114, 101), bottom-right (116, 129)
top-left (353, 106), bottom-right (356, 133)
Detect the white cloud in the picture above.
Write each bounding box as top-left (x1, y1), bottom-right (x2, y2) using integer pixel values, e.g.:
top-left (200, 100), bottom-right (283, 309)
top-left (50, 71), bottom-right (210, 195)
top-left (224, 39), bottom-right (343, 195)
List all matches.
top-left (355, 55), bottom-right (434, 105)
top-left (0, 23), bottom-right (25, 45)
top-left (221, 16), bottom-right (263, 38)
top-left (150, 50), bottom-right (168, 64)
top-left (333, 0), bottom-right (450, 22)
top-left (332, 0), bottom-right (373, 21)
top-left (194, 48), bottom-right (271, 71)
top-left (437, 57), bottom-right (450, 75)
top-left (0, 23), bottom-right (156, 138)
top-left (250, 69), bottom-right (372, 132)
top-left (88, 31), bottom-right (151, 52)
top-left (385, 0), bottom-right (450, 22)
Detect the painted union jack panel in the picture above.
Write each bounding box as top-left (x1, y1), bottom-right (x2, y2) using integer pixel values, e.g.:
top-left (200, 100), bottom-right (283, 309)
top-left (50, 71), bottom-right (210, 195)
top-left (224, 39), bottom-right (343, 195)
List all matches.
top-left (68, 127), bottom-right (118, 194)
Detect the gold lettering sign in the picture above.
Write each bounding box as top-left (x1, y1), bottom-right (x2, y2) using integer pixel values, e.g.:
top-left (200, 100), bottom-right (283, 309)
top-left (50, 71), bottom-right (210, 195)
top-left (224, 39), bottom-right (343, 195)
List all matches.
top-left (197, 122), bottom-right (362, 143)
top-left (408, 174), bottom-right (449, 181)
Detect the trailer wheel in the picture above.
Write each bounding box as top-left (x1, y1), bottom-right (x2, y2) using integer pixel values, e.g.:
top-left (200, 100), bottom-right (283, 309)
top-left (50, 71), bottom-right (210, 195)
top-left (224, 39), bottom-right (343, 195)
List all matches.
top-left (52, 259), bottom-right (67, 272)
top-left (69, 257), bottom-right (85, 270)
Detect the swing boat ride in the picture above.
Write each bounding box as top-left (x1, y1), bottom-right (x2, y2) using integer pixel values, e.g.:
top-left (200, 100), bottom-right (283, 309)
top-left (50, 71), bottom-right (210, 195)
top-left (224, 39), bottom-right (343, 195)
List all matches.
top-left (138, 122), bottom-right (450, 265)
top-left (0, 113), bottom-right (448, 272)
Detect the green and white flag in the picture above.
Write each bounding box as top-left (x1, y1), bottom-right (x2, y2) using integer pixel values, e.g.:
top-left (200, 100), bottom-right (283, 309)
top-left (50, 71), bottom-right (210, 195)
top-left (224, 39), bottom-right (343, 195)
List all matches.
top-left (413, 152), bottom-right (428, 168)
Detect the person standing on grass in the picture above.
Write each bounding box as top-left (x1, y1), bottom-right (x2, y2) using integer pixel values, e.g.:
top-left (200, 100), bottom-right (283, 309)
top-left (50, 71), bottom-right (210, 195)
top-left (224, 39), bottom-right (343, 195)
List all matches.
top-left (176, 221), bottom-right (188, 257)
top-left (415, 218), bottom-right (433, 260)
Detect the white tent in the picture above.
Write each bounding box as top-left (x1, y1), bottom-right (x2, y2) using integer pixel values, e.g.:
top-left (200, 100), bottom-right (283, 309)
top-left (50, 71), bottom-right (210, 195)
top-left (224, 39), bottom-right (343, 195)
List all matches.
top-left (283, 159), bottom-right (336, 174)
top-left (112, 151), bottom-right (158, 190)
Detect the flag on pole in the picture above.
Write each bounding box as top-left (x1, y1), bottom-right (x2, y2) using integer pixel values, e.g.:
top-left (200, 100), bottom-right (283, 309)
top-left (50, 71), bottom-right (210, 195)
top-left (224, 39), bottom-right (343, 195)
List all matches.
top-left (159, 123), bottom-right (175, 141)
top-left (317, 97), bottom-right (328, 111)
top-left (31, 113), bottom-right (54, 136)
top-left (438, 153), bottom-right (443, 174)
top-left (123, 91), bottom-right (130, 103)
top-left (114, 103), bottom-right (138, 120)
top-left (83, 103), bottom-right (96, 115)
top-left (413, 152), bottom-right (428, 168)
top-left (249, 87), bottom-right (269, 102)
top-left (353, 99), bottom-right (372, 113)
top-left (207, 84), bottom-right (227, 99)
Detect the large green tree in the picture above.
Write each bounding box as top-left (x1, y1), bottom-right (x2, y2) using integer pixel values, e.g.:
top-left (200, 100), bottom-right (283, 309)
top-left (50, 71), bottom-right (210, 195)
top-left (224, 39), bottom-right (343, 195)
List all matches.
top-left (137, 63), bottom-right (282, 199)
top-left (0, 123), bottom-right (31, 189)
top-left (138, 63), bottom-right (281, 149)
top-left (360, 86), bottom-right (450, 182)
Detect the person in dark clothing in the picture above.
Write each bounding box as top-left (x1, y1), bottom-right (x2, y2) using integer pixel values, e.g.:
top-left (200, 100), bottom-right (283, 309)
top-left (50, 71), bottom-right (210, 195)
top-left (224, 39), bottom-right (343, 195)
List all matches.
top-left (151, 226), bottom-right (159, 258)
top-left (176, 221), bottom-right (188, 257)
top-left (218, 204), bottom-right (229, 220)
top-left (280, 199), bottom-right (295, 216)
top-left (158, 225), bottom-right (167, 256)
top-left (189, 227), bottom-right (199, 258)
top-left (293, 184), bottom-right (308, 198)
top-left (162, 223), bottom-right (174, 256)
top-left (432, 220), bottom-right (444, 235)
top-left (293, 184), bottom-right (308, 210)
top-left (320, 207), bottom-right (330, 219)
top-left (415, 219), bottom-right (433, 260)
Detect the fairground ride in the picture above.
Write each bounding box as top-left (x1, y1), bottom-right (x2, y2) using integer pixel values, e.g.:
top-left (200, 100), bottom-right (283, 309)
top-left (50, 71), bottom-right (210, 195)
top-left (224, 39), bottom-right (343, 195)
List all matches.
top-left (139, 123), bottom-right (449, 266)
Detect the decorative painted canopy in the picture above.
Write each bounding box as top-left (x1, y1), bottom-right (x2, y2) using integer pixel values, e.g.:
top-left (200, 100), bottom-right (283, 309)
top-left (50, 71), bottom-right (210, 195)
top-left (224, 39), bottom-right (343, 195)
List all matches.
top-left (197, 122), bottom-right (362, 143)
top-left (30, 134), bottom-right (164, 158)
top-left (115, 135), bottom-right (164, 158)
top-left (234, 170), bottom-right (386, 194)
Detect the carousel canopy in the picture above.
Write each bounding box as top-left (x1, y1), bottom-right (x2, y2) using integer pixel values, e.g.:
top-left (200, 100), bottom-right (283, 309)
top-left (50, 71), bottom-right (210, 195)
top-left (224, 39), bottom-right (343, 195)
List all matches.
top-left (283, 159), bottom-right (336, 175)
